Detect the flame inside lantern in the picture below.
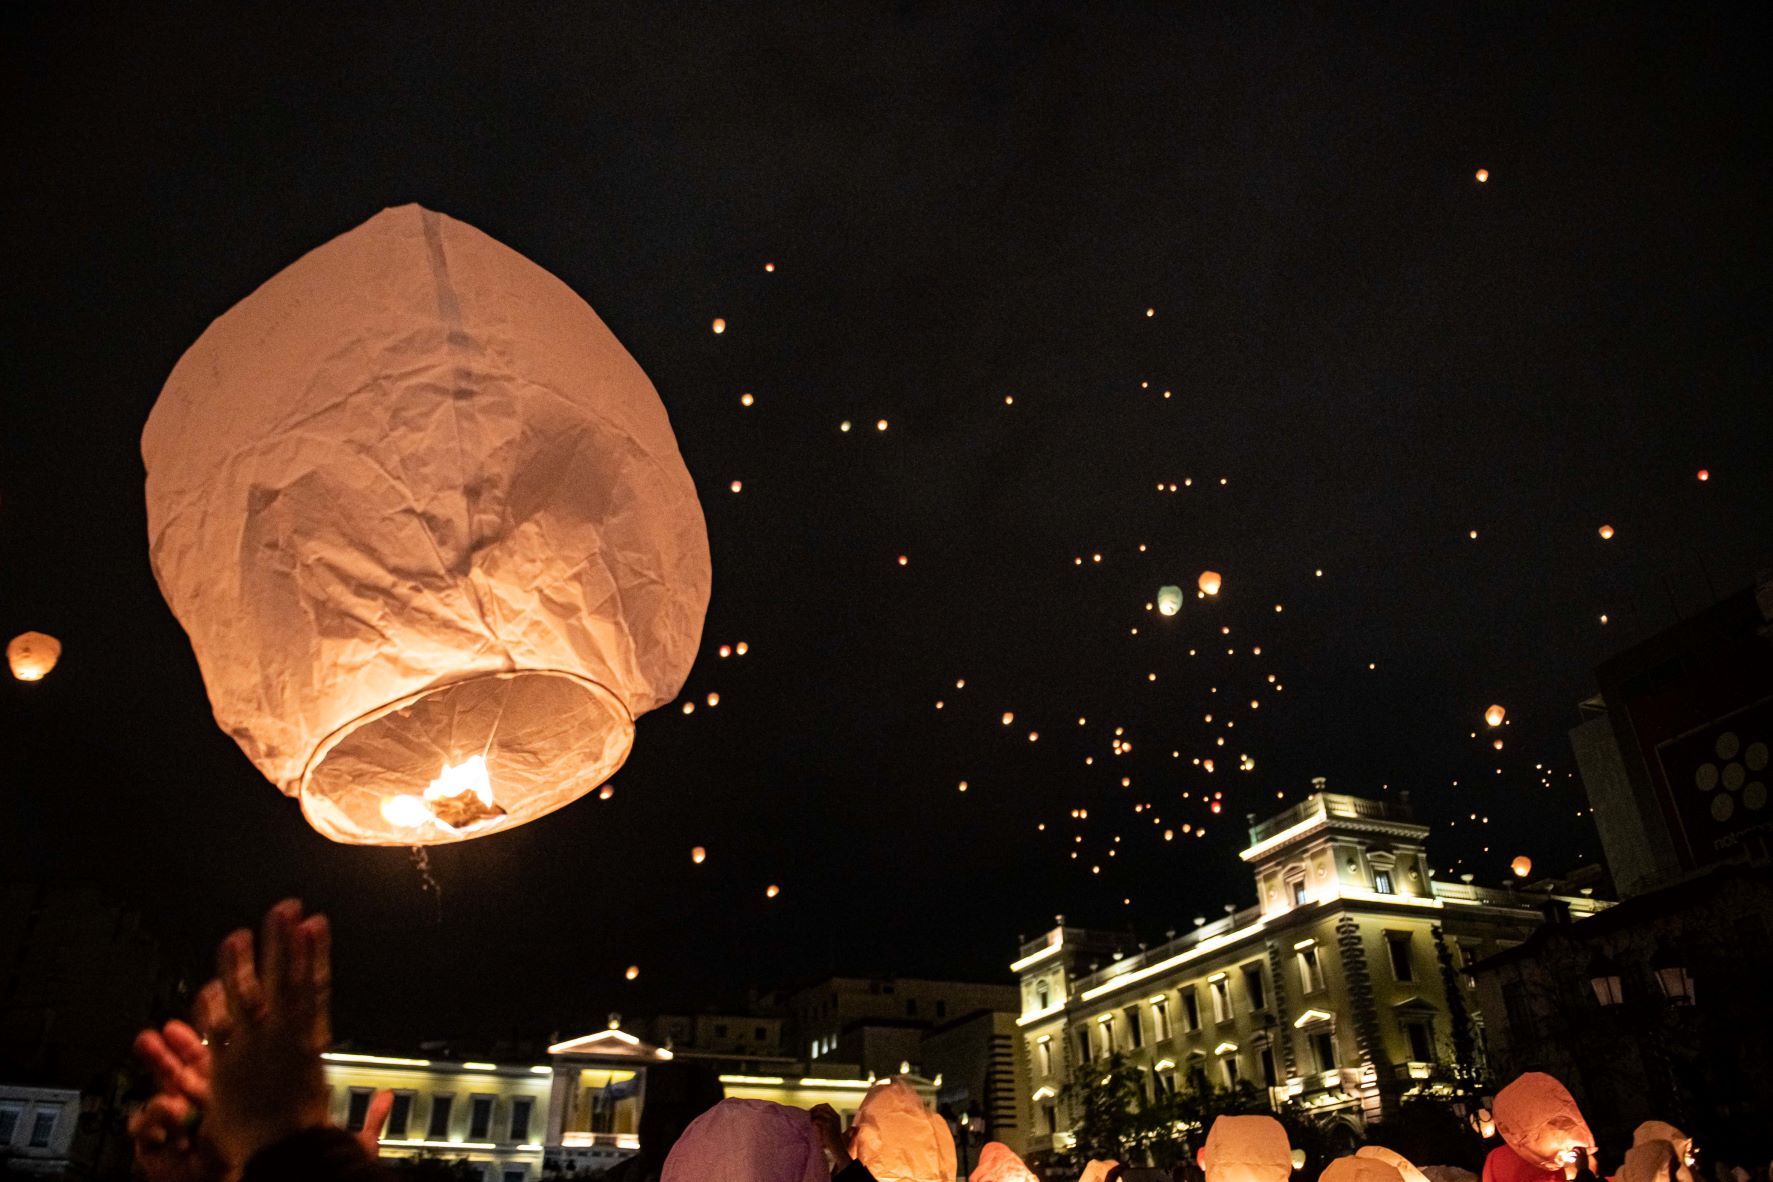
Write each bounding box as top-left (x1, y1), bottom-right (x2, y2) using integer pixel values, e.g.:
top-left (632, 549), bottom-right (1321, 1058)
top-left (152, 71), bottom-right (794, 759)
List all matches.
top-left (380, 755), bottom-right (507, 834)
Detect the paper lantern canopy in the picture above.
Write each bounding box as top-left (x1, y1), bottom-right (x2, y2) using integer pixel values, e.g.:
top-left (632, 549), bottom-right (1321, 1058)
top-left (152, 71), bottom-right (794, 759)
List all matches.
top-left (1486, 704), bottom-right (1506, 727)
top-left (1157, 585), bottom-right (1184, 616)
top-left (1511, 856), bottom-right (1533, 878)
top-left (1493, 1072), bottom-right (1595, 1170)
top-left (1202, 1115), bottom-right (1292, 1182)
top-left (848, 1077), bottom-right (957, 1182)
top-left (970, 1142), bottom-right (1038, 1182)
top-left (661, 1098), bottom-right (826, 1182)
top-left (143, 205), bottom-right (710, 845)
top-left (1356, 1146), bottom-right (1432, 1182)
top-left (1198, 570), bottom-right (1223, 596)
top-left (1322, 1156), bottom-right (1405, 1182)
top-left (7, 632), bottom-right (61, 682)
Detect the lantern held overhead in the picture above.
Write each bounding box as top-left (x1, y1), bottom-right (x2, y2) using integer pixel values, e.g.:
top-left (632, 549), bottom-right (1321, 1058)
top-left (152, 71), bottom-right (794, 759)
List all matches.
top-left (143, 205), bottom-right (711, 845)
top-left (7, 632), bottom-right (61, 682)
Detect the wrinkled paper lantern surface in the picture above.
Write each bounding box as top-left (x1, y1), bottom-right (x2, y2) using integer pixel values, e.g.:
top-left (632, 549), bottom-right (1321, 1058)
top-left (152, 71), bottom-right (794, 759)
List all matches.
top-left (144, 205), bottom-right (710, 844)
top-left (1324, 1157), bottom-right (1405, 1182)
top-left (970, 1142), bottom-right (1037, 1182)
top-left (1357, 1146), bottom-right (1431, 1182)
top-left (849, 1078), bottom-right (956, 1182)
top-left (7, 632), bottom-right (61, 682)
top-left (1202, 1115), bottom-right (1292, 1182)
top-left (1618, 1143), bottom-right (1678, 1182)
top-left (660, 1098), bottom-right (825, 1182)
top-left (1493, 1073), bottom-right (1594, 1170)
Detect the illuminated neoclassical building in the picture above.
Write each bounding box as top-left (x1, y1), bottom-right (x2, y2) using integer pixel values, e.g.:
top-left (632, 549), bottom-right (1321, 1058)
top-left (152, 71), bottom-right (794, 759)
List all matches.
top-left (1012, 787), bottom-right (1609, 1150)
top-left (321, 1020), bottom-right (938, 1179)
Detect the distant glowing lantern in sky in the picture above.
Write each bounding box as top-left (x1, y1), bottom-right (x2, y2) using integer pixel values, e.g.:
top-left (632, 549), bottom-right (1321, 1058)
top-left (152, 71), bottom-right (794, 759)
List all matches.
top-left (1157, 585), bottom-right (1184, 616)
top-left (1598, 524), bottom-right (1615, 540)
top-left (143, 206), bottom-right (711, 844)
top-left (1486, 704), bottom-right (1506, 727)
top-left (7, 632), bottom-right (61, 682)
top-left (765, 884), bottom-right (780, 899)
top-left (1696, 469), bottom-right (1709, 481)
top-left (711, 318), bottom-right (726, 334)
top-left (625, 964), bottom-right (639, 980)
top-left (739, 392), bottom-right (754, 407)
top-left (1476, 168), bottom-right (1490, 182)
top-left (1198, 571), bottom-right (1222, 596)
top-left (691, 845), bottom-right (706, 864)
top-left (1511, 856), bottom-right (1533, 878)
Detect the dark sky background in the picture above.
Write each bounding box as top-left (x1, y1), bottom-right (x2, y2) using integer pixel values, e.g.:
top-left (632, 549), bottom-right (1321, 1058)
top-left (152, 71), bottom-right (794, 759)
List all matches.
top-left (3, 4), bottom-right (1769, 1049)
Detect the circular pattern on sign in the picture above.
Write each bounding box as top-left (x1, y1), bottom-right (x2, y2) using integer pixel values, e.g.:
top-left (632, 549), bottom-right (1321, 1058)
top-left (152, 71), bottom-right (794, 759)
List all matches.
top-left (1746, 742), bottom-right (1768, 772)
top-left (1746, 782), bottom-right (1767, 811)
top-left (1711, 793), bottom-right (1735, 822)
top-left (1696, 764), bottom-right (1719, 792)
top-left (1723, 762), bottom-right (1746, 791)
top-left (1716, 732), bottom-right (1741, 761)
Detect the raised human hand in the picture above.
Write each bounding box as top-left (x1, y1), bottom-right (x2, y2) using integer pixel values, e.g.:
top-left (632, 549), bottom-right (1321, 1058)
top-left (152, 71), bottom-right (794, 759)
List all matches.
top-left (131, 995), bottom-right (231, 1182)
top-left (199, 899), bottom-right (334, 1166)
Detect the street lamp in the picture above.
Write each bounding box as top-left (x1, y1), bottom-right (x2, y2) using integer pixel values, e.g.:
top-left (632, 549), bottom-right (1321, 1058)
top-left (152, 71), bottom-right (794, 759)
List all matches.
top-left (1650, 945), bottom-right (1695, 1005)
top-left (1587, 953), bottom-right (1624, 1007)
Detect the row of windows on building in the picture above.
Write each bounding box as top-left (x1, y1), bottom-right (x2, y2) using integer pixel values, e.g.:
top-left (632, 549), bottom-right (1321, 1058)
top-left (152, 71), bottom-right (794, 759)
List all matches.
top-left (341, 1088), bottom-right (535, 1144)
top-left (1032, 931), bottom-right (1428, 1022)
top-left (0, 1103), bottom-right (60, 1149)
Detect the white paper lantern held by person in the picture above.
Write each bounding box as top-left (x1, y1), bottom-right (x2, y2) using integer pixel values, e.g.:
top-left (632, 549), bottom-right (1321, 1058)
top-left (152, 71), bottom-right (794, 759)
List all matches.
top-left (1201, 1115), bottom-right (1292, 1182)
top-left (143, 205), bottom-right (710, 845)
top-left (1492, 1072), bottom-right (1595, 1171)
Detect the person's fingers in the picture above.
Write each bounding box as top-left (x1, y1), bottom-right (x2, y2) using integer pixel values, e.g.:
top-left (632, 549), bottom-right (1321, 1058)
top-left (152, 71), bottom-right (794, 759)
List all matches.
top-left (260, 898), bottom-right (301, 1009)
top-left (161, 1021), bottom-right (213, 1102)
top-left (216, 928), bottom-right (264, 1024)
top-left (132, 1093), bottom-right (195, 1150)
top-left (301, 913), bottom-right (333, 1050)
top-left (357, 1089), bottom-right (395, 1157)
top-left (135, 1029), bottom-right (189, 1095)
top-left (192, 980), bottom-right (229, 1041)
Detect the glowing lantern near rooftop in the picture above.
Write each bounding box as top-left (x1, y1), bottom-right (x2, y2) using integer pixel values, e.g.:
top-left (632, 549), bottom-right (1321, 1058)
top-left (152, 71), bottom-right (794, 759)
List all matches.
top-left (849, 1077), bottom-right (956, 1182)
top-left (1598, 524), bottom-right (1615, 540)
top-left (1202, 1115), bottom-right (1292, 1182)
top-left (1486, 705), bottom-right (1506, 728)
top-left (1493, 1072), bottom-right (1595, 1171)
top-left (1198, 571), bottom-right (1222, 596)
top-left (1157, 585), bottom-right (1184, 616)
top-left (1511, 856), bottom-right (1533, 878)
top-left (7, 632), bottom-right (61, 682)
top-left (143, 206), bottom-right (711, 844)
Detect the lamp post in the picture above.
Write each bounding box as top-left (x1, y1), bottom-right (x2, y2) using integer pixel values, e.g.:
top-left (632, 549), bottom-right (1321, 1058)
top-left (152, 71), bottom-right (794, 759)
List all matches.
top-left (1586, 953), bottom-right (1624, 1008)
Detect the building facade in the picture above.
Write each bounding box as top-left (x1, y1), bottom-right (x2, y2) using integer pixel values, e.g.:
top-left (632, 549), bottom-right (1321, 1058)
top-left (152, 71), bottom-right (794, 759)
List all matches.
top-left (1013, 790), bottom-right (1609, 1155)
top-left (0, 1083), bottom-right (80, 1176)
top-left (319, 1020), bottom-right (941, 1179)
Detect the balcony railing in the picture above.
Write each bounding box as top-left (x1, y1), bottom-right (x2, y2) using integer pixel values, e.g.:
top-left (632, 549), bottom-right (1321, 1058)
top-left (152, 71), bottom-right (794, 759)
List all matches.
top-left (1246, 792), bottom-right (1413, 846)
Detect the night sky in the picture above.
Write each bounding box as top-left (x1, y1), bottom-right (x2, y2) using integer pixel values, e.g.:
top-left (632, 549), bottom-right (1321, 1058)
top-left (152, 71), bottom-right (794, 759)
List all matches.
top-left (3, 4), bottom-right (1769, 1048)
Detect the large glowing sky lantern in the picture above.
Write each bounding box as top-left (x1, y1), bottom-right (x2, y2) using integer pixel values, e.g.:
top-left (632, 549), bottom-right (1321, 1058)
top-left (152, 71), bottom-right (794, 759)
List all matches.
top-left (969, 1142), bottom-right (1037, 1182)
top-left (143, 205), bottom-right (710, 844)
top-left (1323, 1156), bottom-right (1406, 1182)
